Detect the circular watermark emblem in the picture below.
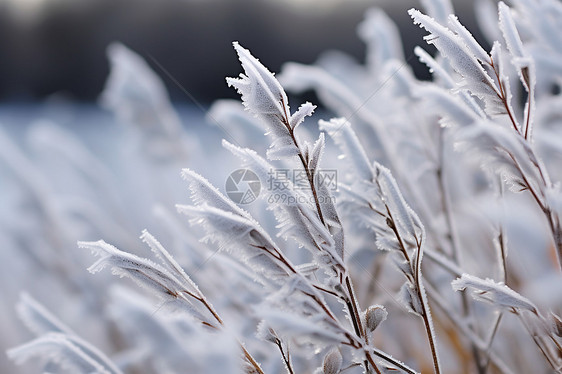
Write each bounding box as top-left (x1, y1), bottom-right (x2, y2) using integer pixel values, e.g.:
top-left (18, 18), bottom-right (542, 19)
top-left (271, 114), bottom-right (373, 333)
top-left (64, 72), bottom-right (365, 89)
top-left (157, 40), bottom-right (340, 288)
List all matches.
top-left (225, 169), bottom-right (261, 204)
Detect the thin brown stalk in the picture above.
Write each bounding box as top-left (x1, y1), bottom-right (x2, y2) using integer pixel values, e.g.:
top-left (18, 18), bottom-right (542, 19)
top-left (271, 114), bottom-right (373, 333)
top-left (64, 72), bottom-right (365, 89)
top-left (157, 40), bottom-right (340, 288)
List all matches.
top-left (437, 128), bottom-right (484, 373)
top-left (489, 58), bottom-right (521, 135)
top-left (279, 96), bottom-right (325, 226)
top-left (249, 244), bottom-right (343, 325)
top-left (199, 297), bottom-right (224, 326)
top-left (414, 240), bottom-right (442, 374)
top-left (546, 210), bottom-right (562, 271)
top-left (367, 347), bottom-right (418, 374)
top-left (481, 201), bottom-right (508, 373)
top-left (343, 274), bottom-right (383, 374)
top-left (498, 229), bottom-right (508, 283)
top-left (280, 96), bottom-right (423, 374)
top-left (364, 351), bottom-right (383, 374)
top-left (274, 339), bottom-right (294, 374)
top-left (242, 344), bottom-right (266, 374)
top-left (179, 284), bottom-right (265, 374)
top-left (384, 204), bottom-right (441, 374)
top-left (367, 202), bottom-right (465, 278)
top-left (507, 152), bottom-right (562, 271)
top-left (517, 313), bottom-right (561, 372)
top-left (344, 276), bottom-right (366, 339)
top-left (304, 283), bottom-right (383, 374)
top-left (296, 148), bottom-right (325, 226)
top-left (313, 284), bottom-right (342, 299)
top-left (489, 58), bottom-right (562, 271)
top-left (278, 96), bottom-right (387, 373)
top-left (301, 291), bottom-right (339, 322)
top-left (436, 128), bottom-right (463, 266)
top-left (483, 312), bottom-right (503, 373)
top-left (424, 281), bottom-right (516, 374)
top-left (335, 309), bottom-right (418, 373)
top-left (189, 295), bottom-right (264, 374)
top-left (248, 220), bottom-right (384, 374)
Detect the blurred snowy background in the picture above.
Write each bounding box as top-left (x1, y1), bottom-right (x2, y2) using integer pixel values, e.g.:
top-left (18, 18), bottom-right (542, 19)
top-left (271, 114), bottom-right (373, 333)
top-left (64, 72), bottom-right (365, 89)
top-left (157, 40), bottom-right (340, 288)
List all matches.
top-left (0, 0), bottom-right (485, 103)
top-left (7, 0), bottom-right (559, 373)
top-left (0, 1), bottom-right (421, 372)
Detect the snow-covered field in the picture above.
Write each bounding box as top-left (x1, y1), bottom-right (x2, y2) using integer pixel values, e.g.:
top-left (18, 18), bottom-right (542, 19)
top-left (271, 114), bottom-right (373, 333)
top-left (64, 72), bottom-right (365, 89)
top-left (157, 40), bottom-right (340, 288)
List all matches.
top-left (0, 101), bottom-right (236, 373)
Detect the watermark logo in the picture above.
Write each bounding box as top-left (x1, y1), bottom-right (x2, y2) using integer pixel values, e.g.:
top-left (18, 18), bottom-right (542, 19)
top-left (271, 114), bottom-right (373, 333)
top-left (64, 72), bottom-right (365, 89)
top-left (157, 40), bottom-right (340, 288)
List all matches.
top-left (267, 169), bottom-right (337, 192)
top-left (225, 169), bottom-right (261, 204)
top-left (267, 169), bottom-right (337, 205)
top-left (226, 168), bottom-right (337, 205)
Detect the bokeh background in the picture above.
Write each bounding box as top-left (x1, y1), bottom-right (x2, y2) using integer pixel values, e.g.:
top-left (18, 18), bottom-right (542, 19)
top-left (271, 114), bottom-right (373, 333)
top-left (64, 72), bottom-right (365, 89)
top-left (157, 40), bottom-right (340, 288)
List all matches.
top-left (0, 1), bottom-right (493, 373)
top-left (0, 0), bottom-right (482, 104)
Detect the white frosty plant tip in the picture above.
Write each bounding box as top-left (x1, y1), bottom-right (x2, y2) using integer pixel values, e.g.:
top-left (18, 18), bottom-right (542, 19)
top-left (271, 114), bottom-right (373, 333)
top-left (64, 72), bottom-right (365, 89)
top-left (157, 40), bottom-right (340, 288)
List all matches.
top-left (290, 101), bottom-right (316, 130)
top-left (226, 42), bottom-right (289, 121)
top-left (452, 274), bottom-right (537, 313)
top-left (226, 42), bottom-right (320, 162)
top-left (408, 7), bottom-right (504, 117)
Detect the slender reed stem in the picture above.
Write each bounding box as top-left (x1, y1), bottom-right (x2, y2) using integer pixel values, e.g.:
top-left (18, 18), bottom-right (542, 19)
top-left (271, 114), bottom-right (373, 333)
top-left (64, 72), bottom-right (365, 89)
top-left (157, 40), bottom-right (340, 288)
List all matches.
top-left (279, 96), bottom-right (325, 226)
top-left (517, 314), bottom-right (560, 372)
top-left (489, 58), bottom-right (521, 135)
top-left (274, 340), bottom-right (294, 374)
top-left (241, 344), bottom-right (266, 374)
top-left (437, 128), bottom-right (483, 373)
top-left (344, 274), bottom-right (383, 373)
top-left (489, 58), bottom-right (562, 272)
top-left (183, 287), bottom-right (264, 374)
top-left (524, 86), bottom-right (532, 140)
top-left (278, 96), bottom-right (387, 373)
top-left (424, 281), bottom-right (515, 374)
top-left (367, 347), bottom-right (418, 374)
top-left (483, 312), bottom-right (503, 373)
top-left (414, 250), bottom-right (442, 374)
top-left (383, 203), bottom-right (441, 374)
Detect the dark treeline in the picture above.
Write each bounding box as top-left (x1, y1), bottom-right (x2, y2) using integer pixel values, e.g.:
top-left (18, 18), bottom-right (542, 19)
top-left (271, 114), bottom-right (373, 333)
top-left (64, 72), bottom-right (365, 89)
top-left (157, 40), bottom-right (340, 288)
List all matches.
top-left (0, 0), bottom-right (480, 103)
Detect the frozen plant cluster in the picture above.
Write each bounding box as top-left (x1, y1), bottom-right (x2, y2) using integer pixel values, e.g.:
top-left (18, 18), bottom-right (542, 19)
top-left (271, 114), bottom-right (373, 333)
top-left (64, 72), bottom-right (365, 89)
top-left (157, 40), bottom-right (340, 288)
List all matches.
top-left (3, 0), bottom-right (562, 373)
